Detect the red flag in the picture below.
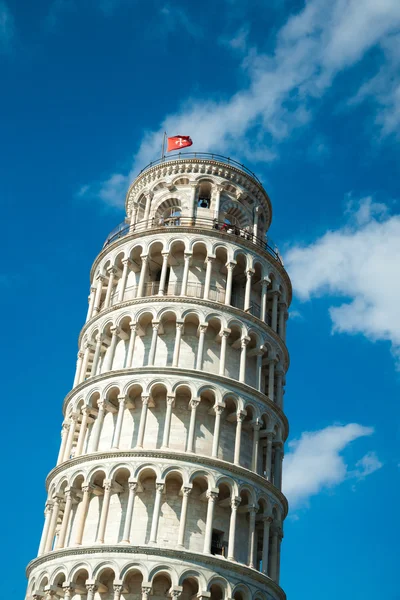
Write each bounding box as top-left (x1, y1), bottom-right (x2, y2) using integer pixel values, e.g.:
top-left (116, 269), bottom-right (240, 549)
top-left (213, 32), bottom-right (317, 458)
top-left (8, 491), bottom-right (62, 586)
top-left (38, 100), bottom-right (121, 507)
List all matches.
top-left (167, 135), bottom-right (193, 152)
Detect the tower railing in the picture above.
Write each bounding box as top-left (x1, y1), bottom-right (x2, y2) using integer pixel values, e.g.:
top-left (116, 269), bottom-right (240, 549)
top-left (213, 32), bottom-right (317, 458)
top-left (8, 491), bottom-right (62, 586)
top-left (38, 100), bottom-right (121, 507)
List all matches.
top-left (103, 217), bottom-right (283, 265)
top-left (138, 151), bottom-right (263, 185)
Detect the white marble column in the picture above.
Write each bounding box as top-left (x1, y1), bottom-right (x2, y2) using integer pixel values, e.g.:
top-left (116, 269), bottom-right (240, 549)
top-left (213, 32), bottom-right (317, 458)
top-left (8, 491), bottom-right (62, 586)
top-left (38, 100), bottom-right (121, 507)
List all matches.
top-left (244, 269), bottom-right (254, 311)
top-left (75, 408), bottom-right (90, 457)
top-left (93, 274), bottom-right (105, 315)
top-left (111, 395), bottom-right (126, 449)
top-left (73, 351), bottom-right (84, 387)
top-left (137, 255), bottom-right (148, 298)
top-left (224, 262), bottom-right (235, 305)
top-left (148, 321), bottom-right (159, 366)
top-left (275, 368), bottom-right (284, 409)
top-left (260, 278), bottom-right (270, 323)
top-left (104, 267), bottom-right (117, 309)
top-left (234, 411), bottom-right (245, 466)
top-left (38, 501), bottom-right (53, 556)
top-left (247, 506), bottom-right (257, 568)
top-left (158, 252), bottom-right (169, 295)
top-left (212, 404), bottom-right (224, 458)
top-left (262, 517), bottom-right (272, 575)
top-left (203, 256), bottom-right (214, 299)
top-left (239, 336), bottom-right (250, 383)
top-left (268, 358), bottom-right (276, 402)
top-left (121, 481), bottom-right (137, 543)
top-left (143, 191), bottom-right (153, 227)
top-left (118, 258), bottom-right (131, 303)
top-left (271, 288), bottom-right (279, 332)
top-left (196, 323), bottom-right (208, 370)
top-left (56, 488), bottom-right (73, 549)
top-left (104, 326), bottom-right (120, 372)
top-left (256, 349), bottom-right (264, 392)
top-left (189, 183), bottom-right (197, 222)
top-left (172, 321), bottom-right (184, 367)
top-left (136, 396), bottom-right (149, 448)
top-left (203, 490), bottom-right (218, 553)
top-left (186, 398), bottom-right (200, 452)
top-left (251, 420), bottom-right (262, 473)
top-left (273, 445), bottom-right (284, 490)
top-left (162, 395), bottom-right (175, 449)
top-left (227, 496), bottom-right (241, 560)
top-left (218, 328), bottom-right (230, 375)
top-left (63, 413), bottom-right (78, 461)
top-left (265, 432), bottom-right (274, 481)
top-left (177, 485), bottom-right (192, 548)
top-left (74, 485), bottom-right (92, 545)
top-left (78, 342), bottom-right (91, 384)
top-left (278, 302), bottom-right (287, 338)
top-left (149, 483), bottom-right (164, 543)
top-left (86, 583), bottom-right (98, 600)
top-left (90, 334), bottom-right (104, 376)
top-left (213, 184), bottom-right (223, 220)
top-left (126, 322), bottom-right (138, 368)
top-left (44, 495), bottom-right (62, 552)
top-left (56, 424), bottom-right (69, 465)
top-left (130, 204), bottom-right (138, 228)
top-left (269, 526), bottom-right (281, 581)
top-left (89, 400), bottom-right (105, 452)
top-left (180, 253), bottom-right (191, 296)
top-left (96, 480), bottom-right (112, 543)
top-left (62, 584), bottom-right (74, 600)
top-left (113, 584), bottom-right (123, 600)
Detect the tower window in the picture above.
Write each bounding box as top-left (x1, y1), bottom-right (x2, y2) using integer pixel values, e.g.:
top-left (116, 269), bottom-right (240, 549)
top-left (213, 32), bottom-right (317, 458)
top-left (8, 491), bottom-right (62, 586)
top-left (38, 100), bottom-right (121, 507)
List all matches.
top-left (198, 182), bottom-right (212, 209)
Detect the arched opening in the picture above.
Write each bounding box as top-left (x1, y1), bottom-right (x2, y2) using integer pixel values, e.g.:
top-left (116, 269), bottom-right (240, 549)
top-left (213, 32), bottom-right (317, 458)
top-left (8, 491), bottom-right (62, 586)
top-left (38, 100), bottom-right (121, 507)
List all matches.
top-left (222, 396), bottom-right (238, 464)
top-left (123, 383), bottom-right (143, 449)
top-left (151, 572), bottom-right (172, 600)
top-left (107, 467), bottom-right (131, 544)
top-left (171, 384), bottom-right (192, 452)
top-left (124, 569), bottom-right (144, 596)
top-left (197, 181), bottom-right (212, 209)
top-left (158, 471), bottom-right (184, 547)
top-left (212, 483), bottom-right (232, 556)
top-left (231, 254), bottom-right (247, 311)
top-left (134, 312), bottom-right (155, 368)
top-left (181, 313), bottom-right (200, 370)
top-left (181, 577), bottom-right (199, 600)
top-left (186, 474), bottom-right (208, 552)
top-left (203, 316), bottom-right (223, 376)
top-left (195, 390), bottom-right (216, 456)
top-left (133, 467), bottom-right (158, 545)
top-left (156, 311), bottom-right (177, 368)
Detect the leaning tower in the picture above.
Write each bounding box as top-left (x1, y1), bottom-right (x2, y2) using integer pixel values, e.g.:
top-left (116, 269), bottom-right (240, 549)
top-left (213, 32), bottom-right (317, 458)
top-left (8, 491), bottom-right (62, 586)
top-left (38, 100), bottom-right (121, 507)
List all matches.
top-left (26, 153), bottom-right (290, 600)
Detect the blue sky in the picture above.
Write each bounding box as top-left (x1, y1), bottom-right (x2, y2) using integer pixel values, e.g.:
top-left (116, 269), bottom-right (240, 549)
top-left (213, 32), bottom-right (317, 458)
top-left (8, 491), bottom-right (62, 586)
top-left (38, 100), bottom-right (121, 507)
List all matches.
top-left (1, 0), bottom-right (399, 597)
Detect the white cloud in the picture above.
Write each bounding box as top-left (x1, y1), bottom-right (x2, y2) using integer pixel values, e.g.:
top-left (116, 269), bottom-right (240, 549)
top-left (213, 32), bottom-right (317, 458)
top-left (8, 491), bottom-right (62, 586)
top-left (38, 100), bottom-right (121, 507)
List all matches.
top-left (350, 32), bottom-right (400, 137)
top-left (285, 197), bottom-right (400, 364)
top-left (353, 451), bottom-right (383, 478)
top-left (84, 0), bottom-right (400, 207)
top-left (0, 1), bottom-right (14, 52)
top-left (283, 423), bottom-right (379, 508)
top-left (160, 4), bottom-right (202, 38)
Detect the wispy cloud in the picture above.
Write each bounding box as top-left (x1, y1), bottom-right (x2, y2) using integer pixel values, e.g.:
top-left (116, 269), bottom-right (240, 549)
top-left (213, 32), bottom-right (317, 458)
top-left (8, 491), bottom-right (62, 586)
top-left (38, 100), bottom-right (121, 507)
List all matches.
top-left (160, 4), bottom-right (202, 38)
top-left (81, 0), bottom-right (400, 208)
top-left (0, 0), bottom-right (14, 52)
top-left (285, 196), bottom-right (400, 365)
top-left (283, 423), bottom-right (381, 508)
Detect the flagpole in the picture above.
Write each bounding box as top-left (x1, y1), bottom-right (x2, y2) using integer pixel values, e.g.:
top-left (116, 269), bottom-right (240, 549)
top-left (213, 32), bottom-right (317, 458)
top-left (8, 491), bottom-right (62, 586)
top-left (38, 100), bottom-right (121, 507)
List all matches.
top-left (161, 131), bottom-right (167, 160)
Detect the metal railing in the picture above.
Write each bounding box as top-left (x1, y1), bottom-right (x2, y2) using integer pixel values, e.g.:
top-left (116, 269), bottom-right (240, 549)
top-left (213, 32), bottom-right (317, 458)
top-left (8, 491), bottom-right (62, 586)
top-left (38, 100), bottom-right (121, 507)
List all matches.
top-left (103, 217), bottom-right (283, 265)
top-left (138, 151), bottom-right (263, 185)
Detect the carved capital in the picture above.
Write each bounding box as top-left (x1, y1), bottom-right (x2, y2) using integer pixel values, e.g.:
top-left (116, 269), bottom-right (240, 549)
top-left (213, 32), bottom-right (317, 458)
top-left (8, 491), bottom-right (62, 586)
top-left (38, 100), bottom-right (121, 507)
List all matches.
top-left (156, 483), bottom-right (165, 494)
top-left (182, 486), bottom-right (192, 497)
top-left (189, 398), bottom-right (200, 410)
top-left (231, 496), bottom-right (241, 509)
top-left (214, 404), bottom-right (225, 416)
top-left (128, 481), bottom-right (138, 493)
top-left (141, 395), bottom-right (150, 407)
top-left (206, 490), bottom-right (219, 502)
top-left (166, 395), bottom-right (175, 406)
